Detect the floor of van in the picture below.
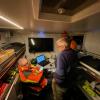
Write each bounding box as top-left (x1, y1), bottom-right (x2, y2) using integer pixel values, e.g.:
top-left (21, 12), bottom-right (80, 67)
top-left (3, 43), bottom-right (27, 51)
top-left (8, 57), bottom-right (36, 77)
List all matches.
top-left (22, 86), bottom-right (53, 100)
top-left (21, 85), bottom-right (88, 100)
top-left (20, 72), bottom-right (87, 100)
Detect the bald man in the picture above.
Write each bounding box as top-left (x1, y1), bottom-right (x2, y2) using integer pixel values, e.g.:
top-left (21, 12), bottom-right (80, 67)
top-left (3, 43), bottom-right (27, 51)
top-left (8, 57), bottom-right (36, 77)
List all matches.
top-left (52, 37), bottom-right (78, 100)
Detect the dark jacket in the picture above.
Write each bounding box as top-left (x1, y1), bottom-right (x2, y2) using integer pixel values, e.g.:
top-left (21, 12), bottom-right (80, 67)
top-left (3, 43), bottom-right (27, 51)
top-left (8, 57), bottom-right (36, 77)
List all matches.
top-left (54, 48), bottom-right (78, 88)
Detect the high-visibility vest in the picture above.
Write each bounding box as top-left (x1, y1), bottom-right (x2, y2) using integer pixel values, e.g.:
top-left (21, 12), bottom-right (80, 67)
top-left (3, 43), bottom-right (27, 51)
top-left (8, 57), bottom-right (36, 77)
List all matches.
top-left (18, 65), bottom-right (43, 83)
top-left (18, 65), bottom-right (47, 92)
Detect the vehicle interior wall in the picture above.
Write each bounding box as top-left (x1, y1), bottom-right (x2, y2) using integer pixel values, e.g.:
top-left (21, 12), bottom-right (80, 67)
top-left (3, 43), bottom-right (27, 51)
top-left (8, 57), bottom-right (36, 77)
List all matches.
top-left (1, 29), bottom-right (100, 60)
top-left (0, 32), bottom-right (9, 48)
top-left (83, 32), bottom-right (100, 58)
top-left (8, 32), bottom-right (62, 60)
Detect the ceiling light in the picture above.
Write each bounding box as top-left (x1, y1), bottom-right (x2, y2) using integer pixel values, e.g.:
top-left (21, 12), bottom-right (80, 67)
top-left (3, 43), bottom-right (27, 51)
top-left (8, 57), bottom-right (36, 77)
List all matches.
top-left (0, 16), bottom-right (24, 29)
top-left (38, 32), bottom-right (45, 38)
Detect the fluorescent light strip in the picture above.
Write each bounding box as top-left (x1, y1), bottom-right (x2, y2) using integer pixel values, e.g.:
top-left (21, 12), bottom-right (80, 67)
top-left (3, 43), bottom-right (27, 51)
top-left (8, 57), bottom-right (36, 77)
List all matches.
top-left (0, 16), bottom-right (24, 29)
top-left (31, 39), bottom-right (35, 45)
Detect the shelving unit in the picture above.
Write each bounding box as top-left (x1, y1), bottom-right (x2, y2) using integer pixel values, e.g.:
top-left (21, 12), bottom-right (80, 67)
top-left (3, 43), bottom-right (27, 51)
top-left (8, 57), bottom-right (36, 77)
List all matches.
top-left (0, 54), bottom-right (16, 79)
top-left (80, 61), bottom-right (100, 81)
top-left (0, 44), bottom-right (26, 100)
top-left (78, 85), bottom-right (93, 100)
top-left (5, 74), bottom-right (19, 100)
top-left (78, 58), bottom-right (100, 100)
top-left (0, 46), bottom-right (25, 79)
top-left (0, 54), bottom-right (15, 69)
top-left (78, 85), bottom-right (100, 100)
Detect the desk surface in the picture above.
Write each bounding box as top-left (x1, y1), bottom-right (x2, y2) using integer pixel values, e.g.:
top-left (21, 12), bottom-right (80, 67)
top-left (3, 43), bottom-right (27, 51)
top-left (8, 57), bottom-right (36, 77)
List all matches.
top-left (37, 59), bottom-right (56, 72)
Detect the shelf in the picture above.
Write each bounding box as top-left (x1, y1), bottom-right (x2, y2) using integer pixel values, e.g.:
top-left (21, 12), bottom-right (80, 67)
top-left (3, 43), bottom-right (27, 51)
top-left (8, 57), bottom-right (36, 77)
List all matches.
top-left (0, 44), bottom-right (25, 100)
top-left (5, 74), bottom-right (19, 100)
top-left (78, 85), bottom-right (93, 100)
top-left (0, 57), bottom-right (16, 79)
top-left (0, 46), bottom-right (25, 80)
top-left (15, 46), bottom-right (25, 55)
top-left (0, 83), bottom-right (11, 100)
top-left (78, 85), bottom-right (100, 100)
top-left (0, 74), bottom-right (19, 100)
top-left (80, 61), bottom-right (100, 81)
top-left (16, 47), bottom-right (25, 59)
top-left (0, 54), bottom-right (15, 71)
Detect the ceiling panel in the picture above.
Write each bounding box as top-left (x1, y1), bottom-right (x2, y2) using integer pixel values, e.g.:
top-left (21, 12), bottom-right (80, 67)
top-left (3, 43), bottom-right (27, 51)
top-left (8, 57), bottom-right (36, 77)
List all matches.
top-left (41, 0), bottom-right (97, 15)
top-left (42, 0), bottom-right (61, 7)
top-left (0, 18), bottom-right (18, 29)
top-left (33, 19), bottom-right (70, 33)
top-left (0, 0), bottom-right (99, 33)
top-left (0, 0), bottom-right (34, 30)
top-left (63, 0), bottom-right (87, 10)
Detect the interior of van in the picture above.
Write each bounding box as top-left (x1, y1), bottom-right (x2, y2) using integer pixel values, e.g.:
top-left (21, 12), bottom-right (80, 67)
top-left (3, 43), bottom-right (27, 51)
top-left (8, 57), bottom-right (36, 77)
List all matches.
top-left (0, 0), bottom-right (100, 100)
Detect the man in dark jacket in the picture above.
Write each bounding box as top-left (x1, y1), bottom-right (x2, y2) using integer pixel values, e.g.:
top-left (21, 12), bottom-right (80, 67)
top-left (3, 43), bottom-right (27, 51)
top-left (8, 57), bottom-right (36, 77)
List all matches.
top-left (52, 37), bottom-right (78, 100)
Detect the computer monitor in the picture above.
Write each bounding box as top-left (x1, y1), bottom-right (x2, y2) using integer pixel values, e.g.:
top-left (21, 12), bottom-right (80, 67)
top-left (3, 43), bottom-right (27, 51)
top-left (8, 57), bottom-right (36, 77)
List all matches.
top-left (28, 38), bottom-right (54, 53)
top-left (36, 55), bottom-right (45, 63)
